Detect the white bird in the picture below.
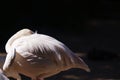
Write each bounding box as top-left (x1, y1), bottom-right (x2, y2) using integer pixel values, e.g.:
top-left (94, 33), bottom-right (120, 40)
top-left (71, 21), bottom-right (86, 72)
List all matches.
top-left (3, 28), bottom-right (90, 80)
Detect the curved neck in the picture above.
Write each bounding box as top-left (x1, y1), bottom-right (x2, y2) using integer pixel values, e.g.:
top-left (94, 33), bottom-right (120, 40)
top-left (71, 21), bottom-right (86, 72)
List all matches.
top-left (5, 29), bottom-right (34, 53)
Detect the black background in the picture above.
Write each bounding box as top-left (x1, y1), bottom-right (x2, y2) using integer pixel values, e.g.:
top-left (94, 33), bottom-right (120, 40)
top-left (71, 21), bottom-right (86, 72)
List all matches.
top-left (0, 0), bottom-right (120, 80)
top-left (0, 0), bottom-right (120, 53)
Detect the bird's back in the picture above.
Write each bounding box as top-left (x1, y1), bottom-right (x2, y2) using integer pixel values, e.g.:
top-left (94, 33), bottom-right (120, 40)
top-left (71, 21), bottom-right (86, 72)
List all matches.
top-left (10, 33), bottom-right (90, 78)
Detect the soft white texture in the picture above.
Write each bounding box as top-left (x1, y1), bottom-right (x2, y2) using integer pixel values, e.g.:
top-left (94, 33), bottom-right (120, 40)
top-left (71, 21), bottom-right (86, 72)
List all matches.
top-left (3, 29), bottom-right (90, 80)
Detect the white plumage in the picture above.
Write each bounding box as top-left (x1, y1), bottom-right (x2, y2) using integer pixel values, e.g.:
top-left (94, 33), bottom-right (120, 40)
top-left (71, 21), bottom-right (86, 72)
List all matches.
top-left (3, 28), bottom-right (90, 80)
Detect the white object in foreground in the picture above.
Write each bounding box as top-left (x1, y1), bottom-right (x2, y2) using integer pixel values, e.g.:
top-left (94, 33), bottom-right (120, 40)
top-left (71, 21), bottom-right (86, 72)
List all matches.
top-left (3, 28), bottom-right (90, 80)
top-left (0, 69), bottom-right (9, 80)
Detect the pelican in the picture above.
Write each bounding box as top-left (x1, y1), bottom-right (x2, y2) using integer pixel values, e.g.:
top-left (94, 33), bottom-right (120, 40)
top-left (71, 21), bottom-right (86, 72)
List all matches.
top-left (3, 28), bottom-right (90, 80)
